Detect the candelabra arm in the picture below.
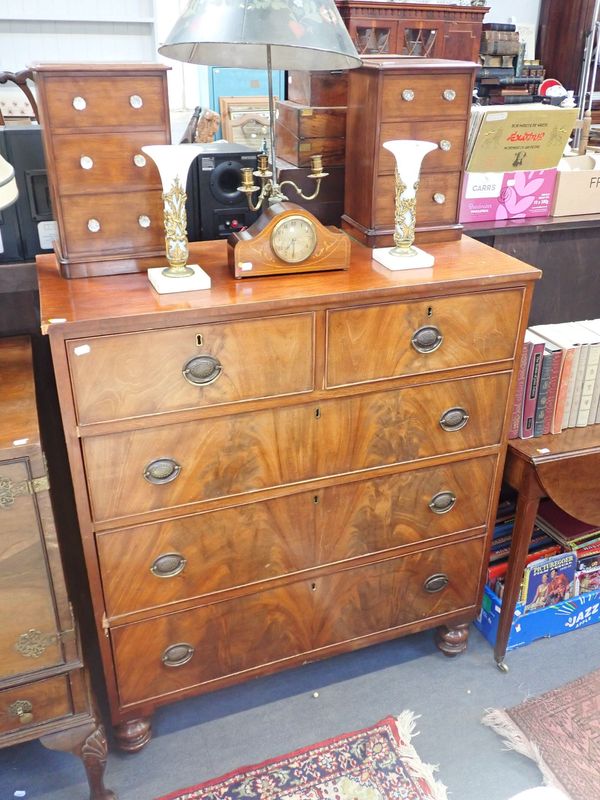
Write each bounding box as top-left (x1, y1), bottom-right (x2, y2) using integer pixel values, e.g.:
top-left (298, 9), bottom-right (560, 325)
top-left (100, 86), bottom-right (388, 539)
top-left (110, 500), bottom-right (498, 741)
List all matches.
top-left (279, 177), bottom-right (326, 202)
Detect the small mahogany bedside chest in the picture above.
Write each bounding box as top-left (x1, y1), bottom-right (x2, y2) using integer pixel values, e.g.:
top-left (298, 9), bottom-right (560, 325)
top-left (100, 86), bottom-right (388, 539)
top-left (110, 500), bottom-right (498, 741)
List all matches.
top-left (36, 236), bottom-right (539, 750)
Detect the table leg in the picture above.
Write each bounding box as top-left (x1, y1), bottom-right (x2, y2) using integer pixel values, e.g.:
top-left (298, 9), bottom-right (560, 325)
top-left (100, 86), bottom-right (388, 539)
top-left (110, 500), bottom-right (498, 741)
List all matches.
top-left (494, 468), bottom-right (543, 670)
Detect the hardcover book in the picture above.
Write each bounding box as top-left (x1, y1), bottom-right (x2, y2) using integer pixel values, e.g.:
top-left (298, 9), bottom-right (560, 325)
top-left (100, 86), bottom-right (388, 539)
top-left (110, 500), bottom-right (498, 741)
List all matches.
top-left (521, 331), bottom-right (546, 438)
top-left (522, 551), bottom-right (577, 611)
top-left (530, 323), bottom-right (582, 429)
top-left (536, 498), bottom-right (600, 547)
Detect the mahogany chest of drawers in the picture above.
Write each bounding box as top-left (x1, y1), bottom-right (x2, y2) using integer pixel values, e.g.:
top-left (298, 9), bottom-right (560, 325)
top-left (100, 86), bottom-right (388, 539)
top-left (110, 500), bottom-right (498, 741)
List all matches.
top-left (33, 63), bottom-right (171, 279)
top-left (36, 237), bottom-right (539, 751)
top-left (0, 337), bottom-right (113, 799)
top-left (342, 57), bottom-right (477, 248)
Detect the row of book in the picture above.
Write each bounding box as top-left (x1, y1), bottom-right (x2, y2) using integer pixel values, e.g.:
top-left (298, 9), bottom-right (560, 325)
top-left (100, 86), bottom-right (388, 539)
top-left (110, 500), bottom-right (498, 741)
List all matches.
top-left (509, 320), bottom-right (600, 440)
top-left (475, 23), bottom-right (544, 106)
top-left (486, 498), bottom-right (600, 613)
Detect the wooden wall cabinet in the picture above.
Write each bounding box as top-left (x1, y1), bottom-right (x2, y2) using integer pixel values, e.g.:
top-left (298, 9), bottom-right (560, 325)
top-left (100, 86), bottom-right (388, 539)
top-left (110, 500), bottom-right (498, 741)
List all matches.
top-left (36, 237), bottom-right (539, 751)
top-left (335, 1), bottom-right (488, 61)
top-left (0, 337), bottom-right (114, 800)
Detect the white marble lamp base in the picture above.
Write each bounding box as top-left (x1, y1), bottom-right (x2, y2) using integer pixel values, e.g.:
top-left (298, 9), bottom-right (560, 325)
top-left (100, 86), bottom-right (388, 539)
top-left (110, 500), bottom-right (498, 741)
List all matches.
top-left (372, 245), bottom-right (435, 271)
top-left (147, 264), bottom-right (212, 294)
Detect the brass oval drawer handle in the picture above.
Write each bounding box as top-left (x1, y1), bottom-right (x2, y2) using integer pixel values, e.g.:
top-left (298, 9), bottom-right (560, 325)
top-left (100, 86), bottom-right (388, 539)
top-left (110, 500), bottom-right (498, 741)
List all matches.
top-left (424, 573), bottom-right (449, 593)
top-left (133, 153), bottom-right (147, 168)
top-left (87, 218), bottom-right (101, 233)
top-left (72, 96), bottom-right (87, 111)
top-left (130, 94), bottom-right (144, 109)
top-left (162, 642), bottom-right (194, 667)
top-left (151, 552), bottom-right (187, 578)
top-left (182, 355), bottom-right (223, 386)
top-left (143, 458), bottom-right (181, 485)
top-left (80, 155), bottom-right (94, 170)
top-left (9, 699), bottom-right (34, 724)
top-left (402, 88), bottom-right (415, 102)
top-left (439, 139), bottom-right (451, 152)
top-left (439, 407), bottom-right (470, 432)
top-left (411, 325), bottom-right (443, 354)
top-left (433, 192), bottom-right (446, 205)
top-left (138, 215), bottom-right (151, 229)
top-left (428, 491), bottom-right (457, 515)
top-left (443, 88), bottom-right (456, 102)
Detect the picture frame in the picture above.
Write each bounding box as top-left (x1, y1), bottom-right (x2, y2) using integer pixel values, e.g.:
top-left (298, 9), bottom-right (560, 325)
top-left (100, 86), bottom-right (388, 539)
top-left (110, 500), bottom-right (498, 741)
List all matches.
top-left (219, 95), bottom-right (277, 151)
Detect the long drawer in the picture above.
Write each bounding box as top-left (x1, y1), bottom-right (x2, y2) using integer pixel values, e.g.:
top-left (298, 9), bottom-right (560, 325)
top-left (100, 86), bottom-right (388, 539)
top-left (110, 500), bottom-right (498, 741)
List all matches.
top-left (378, 119), bottom-right (467, 174)
top-left (98, 454), bottom-right (496, 618)
top-left (326, 290), bottom-right (521, 387)
top-left (83, 373), bottom-right (510, 522)
top-left (67, 313), bottom-right (315, 425)
top-left (112, 535), bottom-right (486, 706)
top-left (374, 172), bottom-right (460, 227)
top-left (0, 676), bottom-right (72, 736)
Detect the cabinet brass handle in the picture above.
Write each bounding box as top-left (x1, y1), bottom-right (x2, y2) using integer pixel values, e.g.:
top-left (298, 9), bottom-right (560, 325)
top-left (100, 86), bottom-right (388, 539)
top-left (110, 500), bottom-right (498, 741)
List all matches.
top-left (428, 491), bottom-right (456, 514)
top-left (401, 88), bottom-right (415, 102)
top-left (439, 139), bottom-right (451, 152)
top-left (182, 355), bottom-right (222, 386)
top-left (411, 325), bottom-right (443, 354)
top-left (439, 407), bottom-right (470, 432)
top-left (443, 89), bottom-right (456, 102)
top-left (9, 700), bottom-right (34, 724)
top-left (143, 458), bottom-right (181, 484)
top-left (151, 552), bottom-right (187, 578)
top-left (161, 642), bottom-right (194, 667)
top-left (424, 573), bottom-right (449, 593)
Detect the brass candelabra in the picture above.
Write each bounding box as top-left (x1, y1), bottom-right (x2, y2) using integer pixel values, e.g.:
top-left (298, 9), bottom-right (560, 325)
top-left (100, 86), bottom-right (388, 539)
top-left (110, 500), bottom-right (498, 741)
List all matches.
top-left (238, 153), bottom-right (328, 212)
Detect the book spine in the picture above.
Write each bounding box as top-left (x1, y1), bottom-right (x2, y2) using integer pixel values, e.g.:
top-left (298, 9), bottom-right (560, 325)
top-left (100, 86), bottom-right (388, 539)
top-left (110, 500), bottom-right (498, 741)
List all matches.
top-left (533, 349), bottom-right (553, 437)
top-left (543, 350), bottom-right (562, 435)
top-left (588, 346), bottom-right (600, 424)
top-left (482, 22), bottom-right (517, 31)
top-left (477, 67), bottom-right (515, 78)
top-left (520, 342), bottom-right (545, 438)
top-left (509, 340), bottom-right (531, 439)
top-left (569, 344), bottom-right (589, 427)
top-left (551, 347), bottom-right (572, 434)
top-left (576, 343), bottom-right (600, 426)
top-left (562, 345), bottom-right (581, 428)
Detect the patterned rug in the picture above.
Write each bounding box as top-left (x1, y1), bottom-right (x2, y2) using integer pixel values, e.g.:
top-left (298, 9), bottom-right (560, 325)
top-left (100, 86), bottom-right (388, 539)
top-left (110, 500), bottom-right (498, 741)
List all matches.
top-left (482, 668), bottom-right (600, 800)
top-left (155, 712), bottom-right (447, 800)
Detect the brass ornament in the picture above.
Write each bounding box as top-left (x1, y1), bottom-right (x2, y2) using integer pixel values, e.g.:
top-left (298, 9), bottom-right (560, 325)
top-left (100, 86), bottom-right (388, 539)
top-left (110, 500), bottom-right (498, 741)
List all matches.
top-left (391, 169), bottom-right (419, 256)
top-left (9, 700), bottom-right (34, 724)
top-left (162, 176), bottom-right (194, 277)
top-left (15, 628), bottom-right (57, 658)
top-left (0, 474), bottom-right (50, 509)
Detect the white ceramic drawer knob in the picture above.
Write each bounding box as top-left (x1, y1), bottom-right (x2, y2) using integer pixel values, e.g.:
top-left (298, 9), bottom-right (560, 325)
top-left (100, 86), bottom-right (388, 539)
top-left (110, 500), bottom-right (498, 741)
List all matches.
top-left (129, 94), bottom-right (143, 109)
top-left (72, 96), bottom-right (87, 111)
top-left (433, 192), bottom-right (446, 205)
top-left (138, 215), bottom-right (151, 228)
top-left (133, 153), bottom-right (147, 168)
top-left (402, 89), bottom-right (415, 102)
top-left (80, 156), bottom-right (94, 170)
top-left (439, 139), bottom-right (451, 152)
top-left (443, 89), bottom-right (456, 102)
top-left (87, 218), bottom-right (101, 233)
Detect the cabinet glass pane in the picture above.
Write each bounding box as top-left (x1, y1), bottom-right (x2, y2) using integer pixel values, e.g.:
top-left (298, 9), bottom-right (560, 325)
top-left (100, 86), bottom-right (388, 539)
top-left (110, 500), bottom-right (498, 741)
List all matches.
top-left (402, 28), bottom-right (439, 57)
top-left (354, 26), bottom-right (393, 55)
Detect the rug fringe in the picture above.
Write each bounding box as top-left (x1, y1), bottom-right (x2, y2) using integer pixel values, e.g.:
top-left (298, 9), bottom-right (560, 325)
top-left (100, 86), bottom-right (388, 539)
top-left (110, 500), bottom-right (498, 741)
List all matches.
top-left (482, 708), bottom-right (573, 800)
top-left (394, 712), bottom-right (449, 800)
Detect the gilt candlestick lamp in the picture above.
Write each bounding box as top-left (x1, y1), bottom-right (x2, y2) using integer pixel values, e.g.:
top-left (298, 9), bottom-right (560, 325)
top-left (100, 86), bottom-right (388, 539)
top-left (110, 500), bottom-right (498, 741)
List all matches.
top-left (158, 0), bottom-right (361, 211)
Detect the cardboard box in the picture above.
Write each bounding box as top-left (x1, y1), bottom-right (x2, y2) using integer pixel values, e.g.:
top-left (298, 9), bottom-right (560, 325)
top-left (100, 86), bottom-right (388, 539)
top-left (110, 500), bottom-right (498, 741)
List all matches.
top-left (459, 168), bottom-right (557, 223)
top-left (474, 584), bottom-right (600, 653)
top-left (551, 154), bottom-right (600, 216)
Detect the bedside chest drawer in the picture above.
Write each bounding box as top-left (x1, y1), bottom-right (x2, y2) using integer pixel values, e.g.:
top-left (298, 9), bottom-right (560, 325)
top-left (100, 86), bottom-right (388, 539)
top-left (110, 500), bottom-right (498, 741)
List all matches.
top-left (41, 75), bottom-right (168, 131)
top-left (68, 314), bottom-right (315, 425)
top-left (112, 535), bottom-right (485, 706)
top-left (83, 373), bottom-right (510, 523)
top-left (381, 74), bottom-right (472, 120)
top-left (98, 455), bottom-right (495, 618)
top-left (60, 190), bottom-right (164, 257)
top-left (52, 130), bottom-right (167, 195)
top-left (326, 290), bottom-right (521, 387)
top-left (375, 172), bottom-right (460, 227)
top-left (378, 120), bottom-right (467, 174)
top-left (0, 676), bottom-right (72, 736)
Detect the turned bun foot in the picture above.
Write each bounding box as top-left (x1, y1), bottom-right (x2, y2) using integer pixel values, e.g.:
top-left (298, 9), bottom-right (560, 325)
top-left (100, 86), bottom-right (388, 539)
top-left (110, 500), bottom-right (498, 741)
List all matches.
top-left (114, 717), bottom-right (152, 752)
top-left (435, 622), bottom-right (469, 657)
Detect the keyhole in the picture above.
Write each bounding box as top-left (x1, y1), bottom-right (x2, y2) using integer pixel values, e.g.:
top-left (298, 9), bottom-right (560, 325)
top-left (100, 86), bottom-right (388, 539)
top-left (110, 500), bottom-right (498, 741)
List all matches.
top-left (427, 306), bottom-right (433, 317)
top-left (196, 334), bottom-right (203, 346)
top-left (315, 408), bottom-right (321, 419)
top-left (313, 495), bottom-right (320, 504)
top-left (311, 582), bottom-right (317, 591)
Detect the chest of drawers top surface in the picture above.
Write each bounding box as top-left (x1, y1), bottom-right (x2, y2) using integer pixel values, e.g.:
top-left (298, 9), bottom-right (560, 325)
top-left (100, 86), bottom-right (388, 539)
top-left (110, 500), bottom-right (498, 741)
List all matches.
top-left (0, 338), bottom-right (39, 452)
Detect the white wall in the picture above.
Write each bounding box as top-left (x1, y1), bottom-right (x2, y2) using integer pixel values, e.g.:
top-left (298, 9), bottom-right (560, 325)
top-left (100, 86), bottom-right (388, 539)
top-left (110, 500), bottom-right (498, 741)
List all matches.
top-left (484, 0), bottom-right (541, 26)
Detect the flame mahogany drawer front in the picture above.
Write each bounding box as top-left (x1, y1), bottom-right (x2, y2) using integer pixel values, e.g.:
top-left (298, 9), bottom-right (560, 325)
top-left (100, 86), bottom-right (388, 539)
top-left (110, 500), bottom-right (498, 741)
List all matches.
top-left (67, 314), bottom-right (315, 425)
top-left (326, 290), bottom-right (521, 387)
top-left (97, 454), bottom-right (496, 619)
top-left (379, 73), bottom-right (473, 121)
top-left (83, 372), bottom-right (511, 524)
top-left (112, 536), bottom-right (486, 707)
top-left (0, 676), bottom-right (73, 736)
top-left (39, 75), bottom-right (169, 131)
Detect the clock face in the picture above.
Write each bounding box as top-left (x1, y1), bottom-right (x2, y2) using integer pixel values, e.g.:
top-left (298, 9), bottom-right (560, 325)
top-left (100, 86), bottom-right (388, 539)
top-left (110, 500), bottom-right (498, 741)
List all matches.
top-left (270, 214), bottom-right (318, 264)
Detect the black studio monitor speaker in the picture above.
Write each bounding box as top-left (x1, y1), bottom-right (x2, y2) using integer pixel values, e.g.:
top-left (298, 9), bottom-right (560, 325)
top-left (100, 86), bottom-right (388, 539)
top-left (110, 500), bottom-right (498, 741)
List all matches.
top-left (186, 142), bottom-right (261, 241)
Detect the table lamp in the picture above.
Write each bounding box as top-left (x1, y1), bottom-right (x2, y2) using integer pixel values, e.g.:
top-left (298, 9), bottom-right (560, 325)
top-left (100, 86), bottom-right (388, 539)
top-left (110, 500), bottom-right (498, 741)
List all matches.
top-left (0, 153), bottom-right (18, 210)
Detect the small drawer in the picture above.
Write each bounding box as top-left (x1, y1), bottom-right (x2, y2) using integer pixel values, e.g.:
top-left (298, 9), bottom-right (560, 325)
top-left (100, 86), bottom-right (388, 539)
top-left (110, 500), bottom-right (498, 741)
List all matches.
top-left (0, 676), bottom-right (72, 735)
top-left (59, 190), bottom-right (164, 258)
top-left (326, 289), bottom-right (522, 387)
top-left (67, 313), bottom-right (314, 425)
top-left (112, 536), bottom-right (485, 706)
top-left (378, 120), bottom-right (467, 174)
top-left (98, 455), bottom-right (495, 618)
top-left (41, 75), bottom-right (168, 130)
top-left (380, 73), bottom-right (472, 121)
top-left (374, 171), bottom-right (460, 227)
top-left (52, 130), bottom-right (167, 195)
top-left (83, 373), bottom-right (509, 523)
